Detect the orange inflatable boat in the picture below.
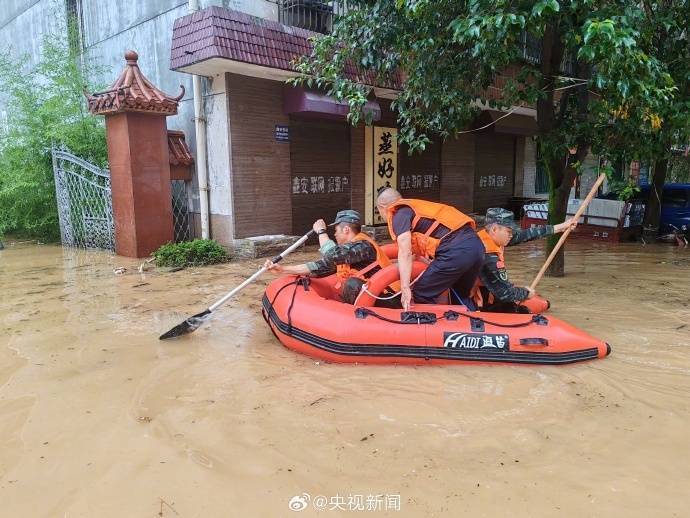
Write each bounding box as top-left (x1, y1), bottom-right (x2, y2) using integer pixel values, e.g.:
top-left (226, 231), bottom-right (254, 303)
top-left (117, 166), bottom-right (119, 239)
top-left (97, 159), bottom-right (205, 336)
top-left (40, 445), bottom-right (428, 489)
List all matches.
top-left (262, 266), bottom-right (610, 366)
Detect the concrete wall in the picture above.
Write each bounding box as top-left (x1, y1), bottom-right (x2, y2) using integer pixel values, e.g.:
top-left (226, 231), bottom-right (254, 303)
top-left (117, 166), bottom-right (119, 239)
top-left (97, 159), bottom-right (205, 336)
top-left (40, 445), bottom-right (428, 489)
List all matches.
top-left (0, 0), bottom-right (66, 126)
top-left (203, 73), bottom-right (233, 243)
top-left (579, 152), bottom-right (601, 197)
top-left (521, 138), bottom-right (537, 198)
top-left (0, 1), bottom-right (64, 68)
top-left (220, 0), bottom-right (278, 20)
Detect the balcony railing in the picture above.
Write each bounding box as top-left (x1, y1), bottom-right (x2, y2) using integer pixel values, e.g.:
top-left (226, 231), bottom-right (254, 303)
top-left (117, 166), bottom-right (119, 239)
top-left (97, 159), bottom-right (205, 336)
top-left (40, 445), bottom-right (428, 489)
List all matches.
top-left (279, 0), bottom-right (350, 34)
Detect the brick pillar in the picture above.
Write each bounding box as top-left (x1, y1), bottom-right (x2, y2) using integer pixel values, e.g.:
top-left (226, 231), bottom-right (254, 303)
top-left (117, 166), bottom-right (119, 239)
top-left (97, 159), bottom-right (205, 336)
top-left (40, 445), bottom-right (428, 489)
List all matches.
top-left (86, 50), bottom-right (184, 257)
top-left (105, 112), bottom-right (174, 257)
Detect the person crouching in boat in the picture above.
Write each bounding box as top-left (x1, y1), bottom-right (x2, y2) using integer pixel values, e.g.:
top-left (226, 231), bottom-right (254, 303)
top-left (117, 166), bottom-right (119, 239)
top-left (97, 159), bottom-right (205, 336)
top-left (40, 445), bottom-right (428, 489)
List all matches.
top-left (471, 208), bottom-right (578, 313)
top-left (264, 210), bottom-right (401, 308)
top-left (375, 188), bottom-right (484, 310)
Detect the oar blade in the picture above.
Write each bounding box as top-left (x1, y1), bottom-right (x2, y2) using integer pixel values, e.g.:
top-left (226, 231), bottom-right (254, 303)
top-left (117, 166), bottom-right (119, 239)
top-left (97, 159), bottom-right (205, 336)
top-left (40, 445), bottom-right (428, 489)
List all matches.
top-left (159, 309), bottom-right (212, 340)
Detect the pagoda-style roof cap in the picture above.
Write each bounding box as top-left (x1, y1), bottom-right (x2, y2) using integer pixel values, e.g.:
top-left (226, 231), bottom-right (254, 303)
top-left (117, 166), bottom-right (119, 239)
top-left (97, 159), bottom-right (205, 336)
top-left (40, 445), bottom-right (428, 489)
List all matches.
top-left (86, 50), bottom-right (184, 116)
top-left (168, 130), bottom-right (194, 166)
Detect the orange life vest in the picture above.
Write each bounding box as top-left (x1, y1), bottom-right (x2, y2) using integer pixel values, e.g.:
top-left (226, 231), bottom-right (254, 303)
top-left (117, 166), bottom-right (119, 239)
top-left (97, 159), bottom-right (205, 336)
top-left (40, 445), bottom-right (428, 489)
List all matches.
top-left (385, 199), bottom-right (475, 259)
top-left (471, 229), bottom-right (506, 308)
top-left (477, 228), bottom-right (505, 262)
top-left (335, 233), bottom-right (401, 293)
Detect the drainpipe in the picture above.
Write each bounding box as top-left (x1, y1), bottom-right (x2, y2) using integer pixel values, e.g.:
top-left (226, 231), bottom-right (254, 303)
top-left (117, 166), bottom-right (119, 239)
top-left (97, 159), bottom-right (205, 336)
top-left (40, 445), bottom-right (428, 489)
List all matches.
top-left (189, 0), bottom-right (210, 239)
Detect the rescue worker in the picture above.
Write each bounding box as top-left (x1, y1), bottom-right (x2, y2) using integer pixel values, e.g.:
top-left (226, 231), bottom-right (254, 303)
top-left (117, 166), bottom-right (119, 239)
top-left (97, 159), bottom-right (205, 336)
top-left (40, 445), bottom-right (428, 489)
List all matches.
top-left (375, 188), bottom-right (485, 310)
top-left (264, 210), bottom-right (400, 307)
top-left (472, 207), bottom-right (578, 313)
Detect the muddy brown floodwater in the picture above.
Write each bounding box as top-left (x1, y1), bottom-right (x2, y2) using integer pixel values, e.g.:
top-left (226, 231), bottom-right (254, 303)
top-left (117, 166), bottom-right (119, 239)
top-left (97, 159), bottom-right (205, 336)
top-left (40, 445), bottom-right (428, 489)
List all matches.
top-left (1, 240), bottom-right (689, 517)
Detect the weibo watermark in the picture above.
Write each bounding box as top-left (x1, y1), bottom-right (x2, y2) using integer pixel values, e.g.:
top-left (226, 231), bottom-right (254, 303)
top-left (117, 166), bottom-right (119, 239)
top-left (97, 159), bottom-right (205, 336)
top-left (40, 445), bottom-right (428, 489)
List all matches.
top-left (288, 493), bottom-right (401, 512)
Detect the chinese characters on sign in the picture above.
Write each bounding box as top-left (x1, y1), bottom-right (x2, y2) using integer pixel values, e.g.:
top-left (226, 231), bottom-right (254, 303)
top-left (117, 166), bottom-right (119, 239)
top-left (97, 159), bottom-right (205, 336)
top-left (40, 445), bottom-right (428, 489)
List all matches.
top-left (478, 175), bottom-right (509, 188)
top-left (399, 173), bottom-right (439, 191)
top-left (292, 175), bottom-right (349, 195)
top-left (275, 125), bottom-right (289, 142)
top-left (372, 127), bottom-right (398, 224)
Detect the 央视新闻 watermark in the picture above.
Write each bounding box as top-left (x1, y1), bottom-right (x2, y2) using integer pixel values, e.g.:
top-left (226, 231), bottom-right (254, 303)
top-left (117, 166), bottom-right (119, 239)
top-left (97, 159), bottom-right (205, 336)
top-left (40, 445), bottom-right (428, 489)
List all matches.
top-left (288, 493), bottom-right (401, 512)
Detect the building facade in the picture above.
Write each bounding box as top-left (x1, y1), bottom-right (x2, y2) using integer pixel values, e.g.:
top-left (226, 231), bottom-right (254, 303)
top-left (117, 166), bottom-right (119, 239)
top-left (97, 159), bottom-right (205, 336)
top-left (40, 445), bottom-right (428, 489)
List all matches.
top-left (1, 0), bottom-right (613, 248)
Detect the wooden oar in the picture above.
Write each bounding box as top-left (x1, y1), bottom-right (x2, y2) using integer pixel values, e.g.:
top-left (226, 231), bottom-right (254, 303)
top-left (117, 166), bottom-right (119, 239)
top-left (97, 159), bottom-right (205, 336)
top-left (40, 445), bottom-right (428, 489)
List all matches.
top-left (159, 230), bottom-right (314, 340)
top-left (529, 173), bottom-right (606, 291)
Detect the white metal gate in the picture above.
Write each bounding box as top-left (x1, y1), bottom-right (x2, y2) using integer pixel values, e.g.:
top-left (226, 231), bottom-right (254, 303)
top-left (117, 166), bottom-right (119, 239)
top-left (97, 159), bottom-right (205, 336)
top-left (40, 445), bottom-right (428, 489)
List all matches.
top-left (52, 147), bottom-right (193, 251)
top-left (52, 147), bottom-right (115, 251)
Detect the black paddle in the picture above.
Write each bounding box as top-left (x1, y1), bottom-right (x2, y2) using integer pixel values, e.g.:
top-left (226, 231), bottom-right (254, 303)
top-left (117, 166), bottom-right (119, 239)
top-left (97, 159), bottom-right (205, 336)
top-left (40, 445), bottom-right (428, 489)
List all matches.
top-left (159, 230), bottom-right (315, 340)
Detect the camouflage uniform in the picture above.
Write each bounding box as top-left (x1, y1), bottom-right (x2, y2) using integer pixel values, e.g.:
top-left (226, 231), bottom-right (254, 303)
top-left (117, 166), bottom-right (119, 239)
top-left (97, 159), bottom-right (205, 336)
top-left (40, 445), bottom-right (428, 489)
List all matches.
top-left (304, 209), bottom-right (397, 306)
top-left (478, 224), bottom-right (554, 305)
top-left (305, 239), bottom-right (377, 278)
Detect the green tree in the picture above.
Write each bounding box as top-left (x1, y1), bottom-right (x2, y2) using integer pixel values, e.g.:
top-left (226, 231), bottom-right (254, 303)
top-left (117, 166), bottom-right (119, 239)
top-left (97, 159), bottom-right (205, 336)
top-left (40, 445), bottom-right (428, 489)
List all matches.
top-left (294, 0), bottom-right (677, 275)
top-left (637, 0), bottom-right (690, 238)
top-left (0, 19), bottom-right (107, 241)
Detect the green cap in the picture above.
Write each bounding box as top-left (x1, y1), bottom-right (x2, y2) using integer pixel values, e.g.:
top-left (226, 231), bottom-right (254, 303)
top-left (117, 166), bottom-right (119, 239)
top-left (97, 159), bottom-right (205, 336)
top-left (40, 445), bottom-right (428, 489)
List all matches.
top-left (330, 209), bottom-right (361, 226)
top-left (485, 207), bottom-right (520, 230)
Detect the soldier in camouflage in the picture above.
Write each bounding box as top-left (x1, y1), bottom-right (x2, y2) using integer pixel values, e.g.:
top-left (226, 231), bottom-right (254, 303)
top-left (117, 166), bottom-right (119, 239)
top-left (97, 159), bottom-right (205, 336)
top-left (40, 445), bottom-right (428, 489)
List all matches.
top-left (264, 210), bottom-right (398, 306)
top-left (473, 208), bottom-right (577, 313)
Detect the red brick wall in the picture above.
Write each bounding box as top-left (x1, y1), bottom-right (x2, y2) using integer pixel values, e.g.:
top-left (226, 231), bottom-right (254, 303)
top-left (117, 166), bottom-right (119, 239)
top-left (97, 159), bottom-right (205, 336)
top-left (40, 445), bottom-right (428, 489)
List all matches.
top-left (227, 74), bottom-right (292, 238)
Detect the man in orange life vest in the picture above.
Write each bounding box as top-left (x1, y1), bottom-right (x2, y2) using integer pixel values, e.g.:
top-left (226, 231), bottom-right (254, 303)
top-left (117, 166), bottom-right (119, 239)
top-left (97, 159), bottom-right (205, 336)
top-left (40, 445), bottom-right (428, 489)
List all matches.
top-left (472, 207), bottom-right (578, 313)
top-left (264, 210), bottom-right (400, 307)
top-left (376, 188), bottom-right (485, 310)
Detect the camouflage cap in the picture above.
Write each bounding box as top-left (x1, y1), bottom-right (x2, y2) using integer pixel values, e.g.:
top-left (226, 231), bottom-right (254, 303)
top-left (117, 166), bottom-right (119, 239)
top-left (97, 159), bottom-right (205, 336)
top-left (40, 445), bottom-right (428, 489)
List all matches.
top-left (330, 209), bottom-right (362, 226)
top-left (485, 207), bottom-right (520, 230)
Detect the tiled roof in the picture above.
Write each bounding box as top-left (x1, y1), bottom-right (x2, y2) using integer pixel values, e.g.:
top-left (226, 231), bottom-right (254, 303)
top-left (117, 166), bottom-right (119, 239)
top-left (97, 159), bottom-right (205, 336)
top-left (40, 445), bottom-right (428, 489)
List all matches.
top-left (87, 50), bottom-right (185, 116)
top-left (168, 130), bottom-right (194, 166)
top-left (170, 6), bottom-right (402, 90)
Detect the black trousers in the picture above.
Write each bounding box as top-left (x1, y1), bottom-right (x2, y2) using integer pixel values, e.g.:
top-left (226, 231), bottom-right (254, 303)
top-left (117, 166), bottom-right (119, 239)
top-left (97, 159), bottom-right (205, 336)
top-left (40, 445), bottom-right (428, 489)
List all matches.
top-left (481, 300), bottom-right (531, 314)
top-left (412, 228), bottom-right (485, 308)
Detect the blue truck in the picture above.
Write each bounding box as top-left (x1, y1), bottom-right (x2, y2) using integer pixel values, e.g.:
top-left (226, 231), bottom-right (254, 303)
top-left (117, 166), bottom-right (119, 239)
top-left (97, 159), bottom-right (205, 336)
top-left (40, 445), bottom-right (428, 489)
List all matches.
top-left (638, 183), bottom-right (690, 233)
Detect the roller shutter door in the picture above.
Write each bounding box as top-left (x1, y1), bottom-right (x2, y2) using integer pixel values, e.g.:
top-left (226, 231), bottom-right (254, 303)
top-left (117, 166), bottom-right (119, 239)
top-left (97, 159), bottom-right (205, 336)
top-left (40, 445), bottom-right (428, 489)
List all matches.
top-left (474, 133), bottom-right (516, 213)
top-left (290, 118), bottom-right (351, 235)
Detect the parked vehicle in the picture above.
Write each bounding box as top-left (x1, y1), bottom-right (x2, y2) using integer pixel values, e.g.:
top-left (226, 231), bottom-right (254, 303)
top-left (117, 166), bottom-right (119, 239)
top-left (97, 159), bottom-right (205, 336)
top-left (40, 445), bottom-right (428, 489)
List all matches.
top-left (637, 183), bottom-right (690, 234)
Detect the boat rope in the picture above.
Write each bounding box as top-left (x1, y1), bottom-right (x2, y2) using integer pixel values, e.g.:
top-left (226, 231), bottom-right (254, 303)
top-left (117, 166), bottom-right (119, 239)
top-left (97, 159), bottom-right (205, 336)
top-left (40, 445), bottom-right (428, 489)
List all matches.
top-left (467, 313), bottom-right (548, 328)
top-left (354, 308), bottom-right (449, 325)
top-left (267, 277), bottom-right (311, 336)
top-left (355, 307), bottom-right (547, 328)
top-left (355, 269), bottom-right (426, 304)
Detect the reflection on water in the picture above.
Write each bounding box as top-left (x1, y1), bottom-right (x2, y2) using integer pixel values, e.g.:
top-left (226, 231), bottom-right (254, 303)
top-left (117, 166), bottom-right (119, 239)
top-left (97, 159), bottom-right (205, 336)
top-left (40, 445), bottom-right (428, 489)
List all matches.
top-left (1, 240), bottom-right (689, 517)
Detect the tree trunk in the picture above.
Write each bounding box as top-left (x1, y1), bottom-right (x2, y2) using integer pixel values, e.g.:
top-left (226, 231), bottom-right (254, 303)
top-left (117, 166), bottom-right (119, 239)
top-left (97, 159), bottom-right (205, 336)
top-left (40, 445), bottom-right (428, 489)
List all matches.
top-left (641, 158), bottom-right (668, 241)
top-left (535, 22), bottom-right (575, 277)
top-left (545, 159), bottom-right (578, 276)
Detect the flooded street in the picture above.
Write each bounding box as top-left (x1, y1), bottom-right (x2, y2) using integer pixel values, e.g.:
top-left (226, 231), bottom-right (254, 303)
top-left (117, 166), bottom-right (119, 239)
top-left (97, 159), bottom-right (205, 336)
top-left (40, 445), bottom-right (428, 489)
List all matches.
top-left (1, 240), bottom-right (689, 517)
